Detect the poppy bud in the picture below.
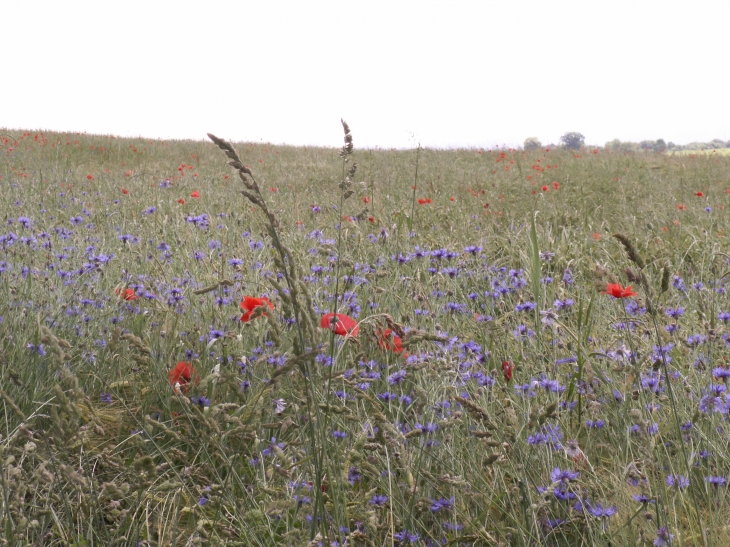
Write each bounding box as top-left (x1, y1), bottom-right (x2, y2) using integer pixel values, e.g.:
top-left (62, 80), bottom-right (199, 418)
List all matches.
top-left (501, 361), bottom-right (513, 382)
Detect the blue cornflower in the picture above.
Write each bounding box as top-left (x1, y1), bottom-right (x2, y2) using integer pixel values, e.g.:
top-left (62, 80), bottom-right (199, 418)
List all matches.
top-left (513, 324), bottom-right (535, 340)
top-left (430, 497), bottom-right (454, 512)
top-left (528, 423), bottom-right (563, 450)
top-left (666, 474), bottom-right (689, 489)
top-left (550, 467), bottom-right (579, 482)
top-left (348, 467), bottom-right (362, 484)
top-left (537, 374), bottom-right (564, 393)
top-left (369, 494), bottom-right (388, 506)
top-left (514, 382), bottom-right (537, 397)
top-left (387, 369), bottom-right (407, 385)
top-left (713, 367), bottom-right (730, 380)
top-left (540, 308), bottom-right (558, 325)
top-left (672, 275), bottom-right (686, 292)
top-left (654, 527), bottom-right (673, 546)
top-left (687, 333), bottom-right (705, 346)
top-left (665, 307), bottom-right (684, 318)
top-left (191, 396), bottom-right (210, 407)
top-left (394, 530), bottom-right (420, 543)
top-left (261, 437), bottom-right (285, 457)
top-left (208, 327), bottom-right (225, 340)
top-left (515, 301), bottom-right (537, 312)
top-left (704, 476), bottom-right (727, 487)
top-left (552, 485), bottom-right (576, 501)
top-left (586, 502), bottom-right (617, 518)
top-left (539, 251), bottom-right (555, 261)
top-left (632, 494), bottom-right (655, 504)
top-left (651, 343), bottom-right (674, 365)
top-left (415, 422), bottom-right (438, 435)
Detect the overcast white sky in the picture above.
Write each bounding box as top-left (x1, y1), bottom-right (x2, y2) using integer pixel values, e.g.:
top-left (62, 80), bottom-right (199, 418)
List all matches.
top-left (2, 1), bottom-right (728, 149)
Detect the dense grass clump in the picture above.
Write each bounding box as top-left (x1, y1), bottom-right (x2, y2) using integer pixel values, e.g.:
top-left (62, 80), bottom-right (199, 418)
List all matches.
top-left (2, 126), bottom-right (730, 546)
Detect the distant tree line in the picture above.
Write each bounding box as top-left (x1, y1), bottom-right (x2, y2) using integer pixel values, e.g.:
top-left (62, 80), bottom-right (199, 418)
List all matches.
top-left (604, 138), bottom-right (730, 153)
top-left (522, 134), bottom-right (729, 153)
top-left (523, 133), bottom-right (586, 151)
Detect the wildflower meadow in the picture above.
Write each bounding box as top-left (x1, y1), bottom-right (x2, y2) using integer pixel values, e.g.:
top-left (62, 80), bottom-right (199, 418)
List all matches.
top-left (2, 125), bottom-right (730, 546)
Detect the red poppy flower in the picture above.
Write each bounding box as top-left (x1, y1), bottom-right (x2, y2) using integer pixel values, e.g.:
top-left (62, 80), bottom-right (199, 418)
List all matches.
top-left (86, 174), bottom-right (94, 180)
top-left (695, 191), bottom-right (704, 197)
top-left (541, 185), bottom-right (549, 192)
top-left (168, 361), bottom-right (199, 392)
top-left (240, 296), bottom-right (274, 322)
top-left (320, 313), bottom-right (359, 337)
top-left (368, 216), bottom-right (375, 223)
top-left (377, 328), bottom-right (408, 356)
top-left (603, 283), bottom-right (637, 299)
top-left (177, 198), bottom-right (185, 204)
top-left (553, 181), bottom-right (560, 190)
top-left (362, 196), bottom-right (370, 203)
top-left (190, 190), bottom-right (200, 198)
top-left (115, 287), bottom-right (138, 301)
top-left (121, 188), bottom-right (129, 195)
top-left (501, 361), bottom-right (513, 382)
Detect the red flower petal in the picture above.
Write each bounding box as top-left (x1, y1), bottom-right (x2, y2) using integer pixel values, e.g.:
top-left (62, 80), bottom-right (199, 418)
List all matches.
top-left (320, 313), bottom-right (359, 337)
top-left (377, 328), bottom-right (405, 354)
top-left (603, 283), bottom-right (637, 299)
top-left (115, 287), bottom-right (138, 301)
top-left (168, 361), bottom-right (199, 392)
top-left (239, 296), bottom-right (274, 322)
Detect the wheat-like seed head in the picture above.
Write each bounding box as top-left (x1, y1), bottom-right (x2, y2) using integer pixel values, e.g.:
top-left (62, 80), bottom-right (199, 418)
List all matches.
top-left (613, 233), bottom-right (646, 269)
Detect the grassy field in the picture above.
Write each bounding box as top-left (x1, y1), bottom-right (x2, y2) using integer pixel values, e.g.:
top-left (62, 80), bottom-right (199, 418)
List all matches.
top-left (2, 126), bottom-right (730, 546)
